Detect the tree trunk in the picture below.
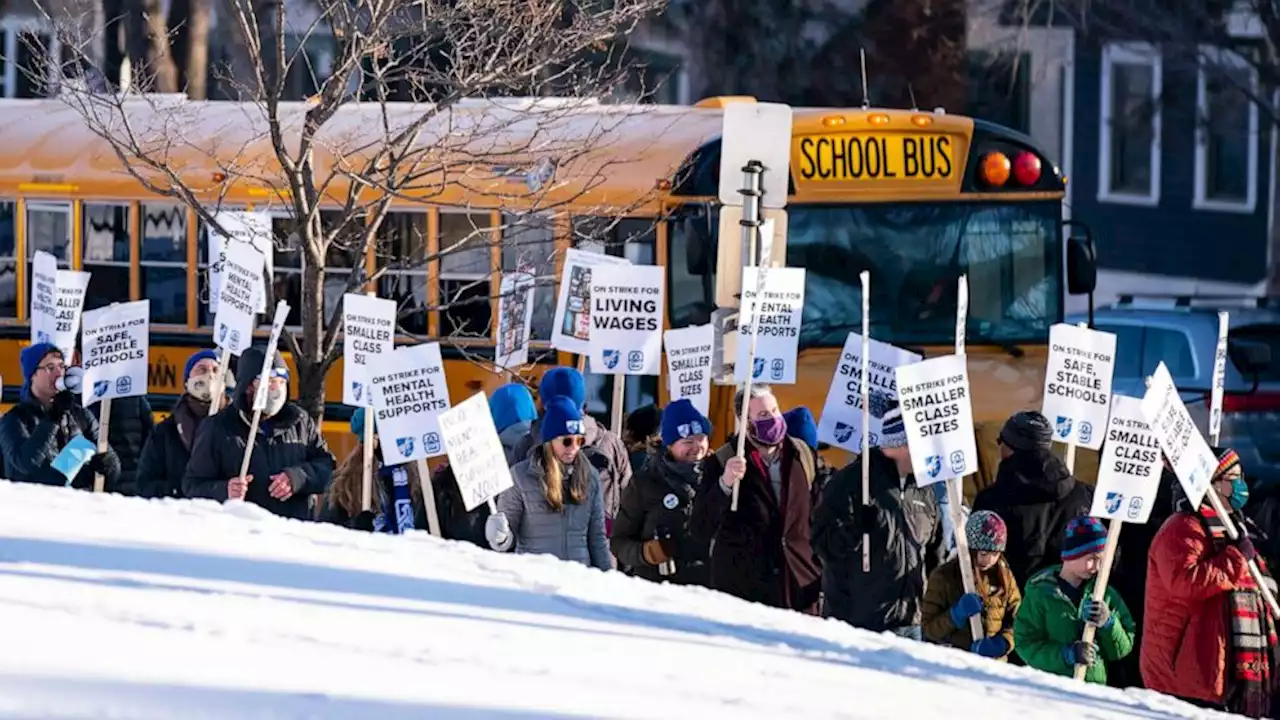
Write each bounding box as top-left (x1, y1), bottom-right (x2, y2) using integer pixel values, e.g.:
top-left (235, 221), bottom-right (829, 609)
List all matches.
top-left (296, 257), bottom-right (327, 424)
top-left (124, 0), bottom-right (178, 92)
top-left (180, 0), bottom-right (211, 98)
top-left (102, 0), bottom-right (127, 90)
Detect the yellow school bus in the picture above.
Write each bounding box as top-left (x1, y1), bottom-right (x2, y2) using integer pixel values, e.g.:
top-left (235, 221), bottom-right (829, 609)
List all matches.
top-left (0, 96), bottom-right (1085, 492)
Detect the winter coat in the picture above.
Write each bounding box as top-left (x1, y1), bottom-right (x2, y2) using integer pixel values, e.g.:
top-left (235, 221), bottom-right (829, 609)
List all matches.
top-left (922, 556), bottom-right (1021, 658)
top-left (973, 450), bottom-right (1093, 588)
top-left (431, 462), bottom-right (491, 547)
top-left (494, 454), bottom-right (613, 570)
top-left (1014, 565), bottom-right (1136, 684)
top-left (136, 394), bottom-right (214, 499)
top-left (512, 415), bottom-right (632, 527)
top-left (1140, 509), bottom-right (1254, 704)
top-left (89, 394), bottom-right (154, 496)
top-left (690, 436), bottom-right (822, 613)
top-left (812, 447), bottom-right (945, 631)
top-left (611, 448), bottom-right (710, 586)
top-left (0, 392), bottom-right (121, 490)
top-left (498, 421), bottom-right (532, 466)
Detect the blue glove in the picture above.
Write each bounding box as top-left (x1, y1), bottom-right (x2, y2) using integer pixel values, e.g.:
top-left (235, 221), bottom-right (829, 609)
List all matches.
top-left (949, 592), bottom-right (983, 629)
top-left (970, 635), bottom-right (1010, 658)
top-left (1078, 599), bottom-right (1114, 630)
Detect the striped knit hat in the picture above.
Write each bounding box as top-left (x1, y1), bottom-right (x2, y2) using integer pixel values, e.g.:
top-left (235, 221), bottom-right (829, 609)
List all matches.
top-left (1212, 446), bottom-right (1241, 480)
top-left (1061, 517), bottom-right (1108, 561)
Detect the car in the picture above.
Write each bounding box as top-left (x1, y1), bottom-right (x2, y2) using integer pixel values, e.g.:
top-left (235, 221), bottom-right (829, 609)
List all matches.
top-left (1068, 295), bottom-right (1280, 486)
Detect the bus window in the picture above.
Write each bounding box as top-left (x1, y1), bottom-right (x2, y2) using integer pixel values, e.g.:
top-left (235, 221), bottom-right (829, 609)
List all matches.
top-left (24, 201), bottom-right (70, 298)
top-left (438, 211), bottom-right (493, 339)
top-left (376, 211), bottom-right (429, 335)
top-left (501, 213), bottom-right (554, 341)
top-left (83, 203), bottom-right (131, 312)
top-left (140, 204), bottom-right (187, 323)
top-left (0, 201), bottom-right (18, 319)
top-left (271, 216), bottom-right (304, 327)
top-left (321, 210), bottom-right (364, 327)
top-left (665, 205), bottom-right (718, 329)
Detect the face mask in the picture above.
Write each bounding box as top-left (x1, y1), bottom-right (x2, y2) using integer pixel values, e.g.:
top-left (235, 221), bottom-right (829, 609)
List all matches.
top-left (749, 415), bottom-right (787, 446)
top-left (186, 375), bottom-right (213, 403)
top-left (1230, 477), bottom-right (1250, 510)
top-left (264, 386), bottom-right (287, 416)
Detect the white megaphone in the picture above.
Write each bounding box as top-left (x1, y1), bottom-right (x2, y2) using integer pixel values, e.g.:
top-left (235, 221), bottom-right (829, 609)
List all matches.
top-left (55, 366), bottom-right (85, 394)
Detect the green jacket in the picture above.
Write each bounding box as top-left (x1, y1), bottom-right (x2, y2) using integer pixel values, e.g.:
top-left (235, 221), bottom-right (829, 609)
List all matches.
top-left (1013, 565), bottom-right (1136, 684)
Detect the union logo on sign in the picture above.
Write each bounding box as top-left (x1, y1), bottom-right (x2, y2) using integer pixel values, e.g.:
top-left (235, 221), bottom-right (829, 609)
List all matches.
top-left (396, 436), bottom-right (415, 457)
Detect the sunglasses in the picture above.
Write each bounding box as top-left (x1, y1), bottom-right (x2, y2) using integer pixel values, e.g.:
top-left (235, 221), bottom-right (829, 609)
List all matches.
top-left (558, 436), bottom-right (584, 449)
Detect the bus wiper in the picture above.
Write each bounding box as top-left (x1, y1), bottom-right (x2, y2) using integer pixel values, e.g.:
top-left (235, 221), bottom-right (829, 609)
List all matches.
top-left (966, 334), bottom-right (1026, 359)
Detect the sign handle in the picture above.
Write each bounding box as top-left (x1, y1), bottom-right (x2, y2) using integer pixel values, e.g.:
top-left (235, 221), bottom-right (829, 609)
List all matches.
top-left (1072, 518), bottom-right (1122, 680)
top-left (731, 160), bottom-right (765, 513)
top-left (208, 347), bottom-right (232, 418)
top-left (93, 396), bottom-right (112, 493)
top-left (949, 274), bottom-right (981, 637)
top-left (361, 407), bottom-right (376, 512)
top-left (415, 457), bottom-right (443, 537)
top-left (859, 270), bottom-right (871, 573)
top-left (610, 374), bottom-right (625, 436)
top-left (237, 407), bottom-right (263, 484)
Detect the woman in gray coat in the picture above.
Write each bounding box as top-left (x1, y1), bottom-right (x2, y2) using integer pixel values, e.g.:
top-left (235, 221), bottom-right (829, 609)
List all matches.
top-left (485, 396), bottom-right (613, 570)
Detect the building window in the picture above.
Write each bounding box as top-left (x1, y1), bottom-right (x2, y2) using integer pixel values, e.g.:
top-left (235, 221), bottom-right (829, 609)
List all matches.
top-left (1099, 42), bottom-right (1162, 205)
top-left (83, 203), bottom-right (131, 312)
top-left (622, 49), bottom-right (685, 105)
top-left (438, 211), bottom-right (493, 340)
top-left (1194, 47), bottom-right (1258, 212)
top-left (282, 33), bottom-right (337, 101)
top-left (376, 211), bottom-right (428, 336)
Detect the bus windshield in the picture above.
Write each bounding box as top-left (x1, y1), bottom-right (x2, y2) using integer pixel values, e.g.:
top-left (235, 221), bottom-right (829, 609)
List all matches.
top-left (668, 199), bottom-right (1063, 349)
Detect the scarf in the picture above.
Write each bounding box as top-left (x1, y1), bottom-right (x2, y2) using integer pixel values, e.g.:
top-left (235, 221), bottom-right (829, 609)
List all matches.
top-left (1198, 504), bottom-right (1280, 717)
top-left (654, 450), bottom-right (701, 499)
top-left (172, 395), bottom-right (209, 452)
top-left (372, 466), bottom-right (416, 534)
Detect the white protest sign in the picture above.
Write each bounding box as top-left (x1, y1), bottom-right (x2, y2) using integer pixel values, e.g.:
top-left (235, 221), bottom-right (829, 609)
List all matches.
top-left (212, 240), bottom-right (266, 356)
top-left (1091, 395), bottom-right (1163, 523)
top-left (818, 332), bottom-right (922, 453)
top-left (588, 264), bottom-right (663, 375)
top-left (371, 342), bottom-right (452, 464)
top-left (496, 270), bottom-right (535, 369)
top-left (438, 392), bottom-right (515, 512)
top-left (665, 324), bottom-right (714, 415)
top-left (718, 102), bottom-right (792, 209)
top-left (30, 250), bottom-right (57, 346)
top-left (550, 248), bottom-right (630, 355)
top-left (252, 301), bottom-right (290, 412)
top-left (1209, 311), bottom-right (1229, 441)
top-left (734, 266), bottom-right (805, 384)
top-left (1042, 323), bottom-right (1117, 450)
top-left (53, 269), bottom-right (90, 359)
top-left (208, 210), bottom-right (273, 314)
top-left (895, 353), bottom-right (978, 487)
top-left (1140, 362), bottom-right (1217, 510)
top-left (80, 300), bottom-right (150, 406)
top-left (342, 294), bottom-right (396, 407)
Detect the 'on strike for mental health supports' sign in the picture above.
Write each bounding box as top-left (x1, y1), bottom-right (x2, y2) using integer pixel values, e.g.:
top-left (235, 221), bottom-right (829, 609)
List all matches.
top-left (371, 343), bottom-right (453, 464)
top-left (735, 266), bottom-right (805, 385)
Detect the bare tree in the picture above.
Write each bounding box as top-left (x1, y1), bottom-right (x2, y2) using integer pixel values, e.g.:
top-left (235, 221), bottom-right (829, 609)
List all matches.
top-left (34, 0), bottom-right (668, 418)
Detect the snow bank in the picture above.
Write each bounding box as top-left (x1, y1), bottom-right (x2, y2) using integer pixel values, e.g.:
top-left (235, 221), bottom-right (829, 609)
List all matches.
top-left (0, 481), bottom-right (1226, 718)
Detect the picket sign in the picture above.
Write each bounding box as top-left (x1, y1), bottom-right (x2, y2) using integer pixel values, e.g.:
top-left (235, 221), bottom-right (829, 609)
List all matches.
top-left (1043, 321), bottom-right (1117, 474)
top-left (343, 292), bottom-right (396, 514)
top-left (208, 240), bottom-right (268, 418)
top-left (859, 271), bottom-right (872, 573)
top-left (948, 275), bottom-right (984, 642)
top-left (1209, 311), bottom-right (1229, 446)
top-left (437, 392), bottom-right (514, 513)
top-left (236, 301), bottom-right (290, 491)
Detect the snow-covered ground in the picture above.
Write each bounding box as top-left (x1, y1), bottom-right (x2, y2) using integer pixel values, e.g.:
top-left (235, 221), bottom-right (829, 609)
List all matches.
top-left (0, 481), bottom-right (1225, 719)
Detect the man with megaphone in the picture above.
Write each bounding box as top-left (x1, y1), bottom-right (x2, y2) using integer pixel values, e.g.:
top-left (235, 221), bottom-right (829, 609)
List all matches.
top-left (0, 342), bottom-right (121, 489)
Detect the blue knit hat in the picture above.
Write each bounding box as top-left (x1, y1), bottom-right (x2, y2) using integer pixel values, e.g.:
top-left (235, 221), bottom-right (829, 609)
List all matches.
top-left (539, 366), bottom-right (586, 409)
top-left (783, 407), bottom-right (819, 450)
top-left (350, 407), bottom-right (368, 437)
top-left (184, 349), bottom-right (219, 382)
top-left (540, 396), bottom-right (586, 443)
top-left (20, 342), bottom-right (60, 381)
top-left (490, 383), bottom-right (537, 434)
top-left (661, 399), bottom-right (712, 447)
top-left (1061, 517), bottom-right (1108, 561)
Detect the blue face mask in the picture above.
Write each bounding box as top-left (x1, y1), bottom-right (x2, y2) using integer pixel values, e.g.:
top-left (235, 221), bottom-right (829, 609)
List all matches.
top-left (1230, 477), bottom-right (1250, 510)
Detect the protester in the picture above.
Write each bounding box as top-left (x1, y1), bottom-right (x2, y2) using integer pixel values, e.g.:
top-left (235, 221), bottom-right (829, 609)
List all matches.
top-left (783, 406), bottom-right (835, 502)
top-left (973, 410), bottom-right (1093, 588)
top-left (137, 350), bottom-right (228, 499)
top-left (485, 396), bottom-right (613, 570)
top-left (623, 403), bottom-right (662, 473)
top-left (922, 510), bottom-right (1020, 660)
top-left (88, 394), bottom-right (153, 496)
top-left (0, 342), bottom-right (120, 490)
top-left (321, 408), bottom-right (426, 533)
top-left (1014, 517), bottom-right (1135, 684)
top-left (511, 366), bottom-right (632, 529)
top-left (1143, 448), bottom-right (1280, 716)
top-left (612, 399), bottom-right (711, 586)
top-left (182, 346), bottom-right (334, 519)
top-left (691, 385), bottom-right (821, 613)
top-left (812, 406), bottom-right (944, 637)
top-left (490, 382), bottom-right (537, 465)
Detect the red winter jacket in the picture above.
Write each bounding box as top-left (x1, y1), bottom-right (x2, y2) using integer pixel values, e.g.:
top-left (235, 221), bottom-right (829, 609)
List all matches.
top-left (1140, 511), bottom-right (1251, 704)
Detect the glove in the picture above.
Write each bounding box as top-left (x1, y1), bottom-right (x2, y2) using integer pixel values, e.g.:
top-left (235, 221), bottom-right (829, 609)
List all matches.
top-left (87, 451), bottom-right (120, 480)
top-left (353, 511), bottom-right (376, 532)
top-left (1079, 599), bottom-right (1114, 630)
top-left (1236, 535), bottom-right (1259, 562)
top-left (857, 504), bottom-right (878, 529)
top-left (655, 525), bottom-right (679, 558)
top-left (50, 390), bottom-right (77, 419)
top-left (949, 592), bottom-right (983, 629)
top-left (485, 512), bottom-right (512, 549)
top-left (642, 539), bottom-right (671, 566)
top-left (1062, 640), bottom-right (1098, 667)
top-left (970, 635), bottom-right (1010, 658)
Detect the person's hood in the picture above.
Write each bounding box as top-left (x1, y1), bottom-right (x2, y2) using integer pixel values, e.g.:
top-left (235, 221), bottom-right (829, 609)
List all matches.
top-left (232, 346), bottom-right (287, 410)
top-left (994, 448), bottom-right (1078, 502)
top-left (498, 420), bottom-right (532, 456)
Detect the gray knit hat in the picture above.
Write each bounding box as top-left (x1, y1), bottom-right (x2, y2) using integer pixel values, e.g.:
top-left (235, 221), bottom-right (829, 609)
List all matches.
top-left (998, 410), bottom-right (1053, 452)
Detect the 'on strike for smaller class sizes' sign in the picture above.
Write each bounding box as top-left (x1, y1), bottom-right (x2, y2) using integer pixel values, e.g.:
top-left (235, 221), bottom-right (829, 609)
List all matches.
top-left (895, 353), bottom-right (977, 487)
top-left (1091, 395), bottom-right (1163, 524)
top-left (1041, 323), bottom-right (1117, 450)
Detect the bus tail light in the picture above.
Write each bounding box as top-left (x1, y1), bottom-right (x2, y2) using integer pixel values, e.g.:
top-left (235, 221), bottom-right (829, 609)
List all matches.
top-left (1013, 152), bottom-right (1042, 186)
top-left (978, 151), bottom-right (1011, 187)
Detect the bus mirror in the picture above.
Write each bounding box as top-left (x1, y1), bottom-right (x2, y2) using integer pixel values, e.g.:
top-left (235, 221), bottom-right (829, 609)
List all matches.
top-left (1229, 338), bottom-right (1271, 378)
top-left (1065, 226), bottom-right (1096, 295)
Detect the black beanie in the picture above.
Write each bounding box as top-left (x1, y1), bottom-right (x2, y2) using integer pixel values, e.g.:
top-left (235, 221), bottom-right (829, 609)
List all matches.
top-left (999, 410), bottom-right (1054, 452)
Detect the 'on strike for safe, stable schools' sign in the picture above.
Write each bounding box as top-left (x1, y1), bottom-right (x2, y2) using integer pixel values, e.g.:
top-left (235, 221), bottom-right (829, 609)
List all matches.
top-left (1041, 323), bottom-right (1117, 451)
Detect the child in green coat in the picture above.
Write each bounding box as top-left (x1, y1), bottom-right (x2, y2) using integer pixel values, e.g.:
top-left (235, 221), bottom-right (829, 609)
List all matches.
top-left (1014, 516), bottom-right (1136, 684)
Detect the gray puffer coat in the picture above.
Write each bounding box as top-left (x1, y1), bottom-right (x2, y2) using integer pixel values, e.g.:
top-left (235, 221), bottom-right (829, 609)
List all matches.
top-left (492, 454), bottom-right (613, 570)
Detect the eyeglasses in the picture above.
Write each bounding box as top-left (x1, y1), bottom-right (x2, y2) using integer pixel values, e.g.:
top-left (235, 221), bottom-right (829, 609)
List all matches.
top-left (37, 363), bottom-right (65, 374)
top-left (559, 436), bottom-right (584, 449)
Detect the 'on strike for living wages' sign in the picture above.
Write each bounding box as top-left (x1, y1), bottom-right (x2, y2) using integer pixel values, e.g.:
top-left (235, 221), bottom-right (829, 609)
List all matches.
top-left (1091, 395), bottom-right (1163, 524)
top-left (895, 353), bottom-right (977, 487)
top-left (1041, 323), bottom-right (1117, 450)
top-left (588, 264), bottom-right (664, 375)
top-left (342, 294), bottom-right (396, 407)
top-left (81, 300), bottom-right (150, 406)
top-left (734, 266), bottom-right (805, 385)
top-left (817, 331), bottom-right (921, 453)
top-left (371, 342), bottom-right (452, 464)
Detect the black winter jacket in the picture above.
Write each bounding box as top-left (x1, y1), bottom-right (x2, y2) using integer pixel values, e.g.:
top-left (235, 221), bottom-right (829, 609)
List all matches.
top-left (812, 447), bottom-right (945, 632)
top-left (0, 391), bottom-right (122, 490)
top-left (611, 449), bottom-right (710, 586)
top-left (91, 395), bottom-right (154, 496)
top-left (431, 463), bottom-right (492, 547)
top-left (136, 394), bottom-right (215, 499)
top-left (972, 449), bottom-right (1093, 589)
